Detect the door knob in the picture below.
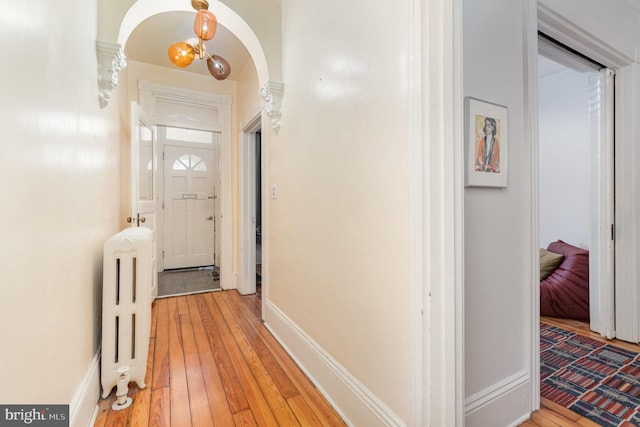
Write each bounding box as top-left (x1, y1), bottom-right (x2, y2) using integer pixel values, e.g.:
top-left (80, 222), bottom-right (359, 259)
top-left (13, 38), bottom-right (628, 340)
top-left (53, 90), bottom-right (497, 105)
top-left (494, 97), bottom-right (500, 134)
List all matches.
top-left (128, 214), bottom-right (146, 225)
top-left (206, 216), bottom-right (214, 220)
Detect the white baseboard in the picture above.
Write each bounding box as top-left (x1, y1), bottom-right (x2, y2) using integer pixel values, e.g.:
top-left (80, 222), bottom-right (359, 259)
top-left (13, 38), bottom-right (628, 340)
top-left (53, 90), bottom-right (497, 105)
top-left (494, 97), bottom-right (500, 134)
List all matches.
top-left (70, 351), bottom-right (100, 427)
top-left (263, 299), bottom-right (404, 427)
top-left (464, 373), bottom-right (531, 427)
top-left (465, 369), bottom-right (529, 414)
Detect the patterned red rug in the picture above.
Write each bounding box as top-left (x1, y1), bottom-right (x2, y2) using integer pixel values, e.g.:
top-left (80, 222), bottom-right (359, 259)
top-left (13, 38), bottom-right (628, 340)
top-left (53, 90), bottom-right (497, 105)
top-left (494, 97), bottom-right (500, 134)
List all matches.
top-left (541, 323), bottom-right (640, 426)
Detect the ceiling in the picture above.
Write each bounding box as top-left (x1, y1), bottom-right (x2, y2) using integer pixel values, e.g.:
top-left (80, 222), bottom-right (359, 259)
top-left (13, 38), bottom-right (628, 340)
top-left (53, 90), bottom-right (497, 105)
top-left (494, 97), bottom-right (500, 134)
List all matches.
top-left (124, 11), bottom-right (252, 81)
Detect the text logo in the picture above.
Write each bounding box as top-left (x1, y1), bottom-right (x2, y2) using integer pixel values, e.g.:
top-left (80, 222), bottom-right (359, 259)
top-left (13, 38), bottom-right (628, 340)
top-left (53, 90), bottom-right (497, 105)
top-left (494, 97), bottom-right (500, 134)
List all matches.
top-left (0, 405), bottom-right (68, 426)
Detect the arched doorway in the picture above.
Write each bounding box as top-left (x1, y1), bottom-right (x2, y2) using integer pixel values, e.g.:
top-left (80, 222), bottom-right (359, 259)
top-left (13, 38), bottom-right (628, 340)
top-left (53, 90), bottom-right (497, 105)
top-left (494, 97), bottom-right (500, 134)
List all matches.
top-left (115, 0), bottom-right (277, 303)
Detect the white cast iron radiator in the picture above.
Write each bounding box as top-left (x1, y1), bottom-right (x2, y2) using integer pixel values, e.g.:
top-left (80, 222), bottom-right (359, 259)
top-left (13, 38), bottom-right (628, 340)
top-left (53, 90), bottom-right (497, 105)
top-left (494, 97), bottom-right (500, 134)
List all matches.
top-left (101, 227), bottom-right (153, 409)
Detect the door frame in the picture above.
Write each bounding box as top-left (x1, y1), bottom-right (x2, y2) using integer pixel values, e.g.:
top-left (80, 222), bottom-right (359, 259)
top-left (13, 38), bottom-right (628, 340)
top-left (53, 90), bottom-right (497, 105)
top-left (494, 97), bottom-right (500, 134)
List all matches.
top-left (130, 101), bottom-right (159, 299)
top-left (240, 111), bottom-right (262, 295)
top-left (589, 68), bottom-right (615, 338)
top-left (138, 80), bottom-right (233, 290)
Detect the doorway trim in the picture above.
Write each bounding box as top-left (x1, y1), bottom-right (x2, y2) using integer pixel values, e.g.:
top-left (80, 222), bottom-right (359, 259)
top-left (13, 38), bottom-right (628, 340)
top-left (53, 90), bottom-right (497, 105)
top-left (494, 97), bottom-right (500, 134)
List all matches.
top-left (240, 110), bottom-right (262, 295)
top-left (139, 80), bottom-right (233, 290)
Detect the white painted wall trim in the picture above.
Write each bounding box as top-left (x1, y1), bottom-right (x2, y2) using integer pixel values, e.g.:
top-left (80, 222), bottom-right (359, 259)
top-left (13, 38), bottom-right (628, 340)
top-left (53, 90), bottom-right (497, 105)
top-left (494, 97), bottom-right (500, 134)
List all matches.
top-left (421, 0), bottom-right (464, 425)
top-left (139, 80), bottom-right (232, 105)
top-left (464, 370), bottom-right (530, 415)
top-left (614, 63), bottom-right (640, 343)
top-left (70, 351), bottom-right (100, 427)
top-left (524, 0), bottom-right (540, 413)
top-left (258, 112), bottom-right (272, 320)
top-left (259, 81), bottom-right (283, 133)
top-left (537, 3), bottom-right (633, 68)
top-left (96, 40), bottom-right (127, 109)
top-left (590, 69), bottom-right (616, 338)
top-left (263, 300), bottom-right (404, 427)
top-left (464, 381), bottom-right (532, 427)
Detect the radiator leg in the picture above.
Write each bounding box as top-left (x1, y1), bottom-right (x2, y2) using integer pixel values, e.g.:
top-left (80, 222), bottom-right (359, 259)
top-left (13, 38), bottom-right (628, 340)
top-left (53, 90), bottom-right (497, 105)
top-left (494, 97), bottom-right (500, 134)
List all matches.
top-left (112, 366), bottom-right (133, 410)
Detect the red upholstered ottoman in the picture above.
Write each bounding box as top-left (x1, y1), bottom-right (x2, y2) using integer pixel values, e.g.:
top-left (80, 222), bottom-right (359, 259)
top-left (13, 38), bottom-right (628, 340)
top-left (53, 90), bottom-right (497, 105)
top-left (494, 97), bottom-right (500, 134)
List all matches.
top-left (540, 240), bottom-right (590, 320)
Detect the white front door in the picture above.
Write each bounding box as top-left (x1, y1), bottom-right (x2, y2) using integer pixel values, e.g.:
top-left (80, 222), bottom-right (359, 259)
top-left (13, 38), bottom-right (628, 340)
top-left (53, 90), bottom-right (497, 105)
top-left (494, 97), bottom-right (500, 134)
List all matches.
top-left (130, 101), bottom-right (159, 298)
top-left (163, 144), bottom-right (218, 269)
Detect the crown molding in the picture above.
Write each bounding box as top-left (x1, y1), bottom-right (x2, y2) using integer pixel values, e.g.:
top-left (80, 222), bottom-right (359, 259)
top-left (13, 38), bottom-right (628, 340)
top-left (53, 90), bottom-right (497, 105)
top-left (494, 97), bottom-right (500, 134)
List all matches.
top-left (96, 40), bottom-right (127, 109)
top-left (259, 81), bottom-right (284, 133)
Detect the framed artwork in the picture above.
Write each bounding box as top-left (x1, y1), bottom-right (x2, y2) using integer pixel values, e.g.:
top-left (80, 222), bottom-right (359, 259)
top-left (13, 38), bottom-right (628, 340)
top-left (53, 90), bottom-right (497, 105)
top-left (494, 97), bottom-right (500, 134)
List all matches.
top-left (465, 97), bottom-right (508, 188)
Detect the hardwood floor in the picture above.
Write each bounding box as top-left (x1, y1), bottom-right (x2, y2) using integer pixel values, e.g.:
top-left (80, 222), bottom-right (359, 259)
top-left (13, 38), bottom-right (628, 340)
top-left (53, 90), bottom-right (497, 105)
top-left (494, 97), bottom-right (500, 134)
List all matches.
top-left (520, 316), bottom-right (640, 427)
top-left (95, 290), bottom-right (346, 426)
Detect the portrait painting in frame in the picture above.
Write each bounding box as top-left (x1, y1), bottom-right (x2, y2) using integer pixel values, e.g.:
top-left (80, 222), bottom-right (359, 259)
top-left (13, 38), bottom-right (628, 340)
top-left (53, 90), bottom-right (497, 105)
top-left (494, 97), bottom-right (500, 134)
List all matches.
top-left (465, 97), bottom-right (508, 188)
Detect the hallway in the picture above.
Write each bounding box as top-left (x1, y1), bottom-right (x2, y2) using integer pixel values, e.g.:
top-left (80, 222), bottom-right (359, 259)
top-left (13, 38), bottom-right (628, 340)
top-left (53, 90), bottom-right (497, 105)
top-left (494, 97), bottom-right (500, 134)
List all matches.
top-left (95, 290), bottom-right (345, 426)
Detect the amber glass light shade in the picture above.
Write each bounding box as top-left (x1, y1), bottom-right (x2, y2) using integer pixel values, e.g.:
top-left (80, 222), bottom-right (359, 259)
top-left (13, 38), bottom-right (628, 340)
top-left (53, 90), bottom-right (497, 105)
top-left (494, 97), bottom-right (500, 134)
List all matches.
top-left (206, 55), bottom-right (231, 80)
top-left (168, 42), bottom-right (196, 68)
top-left (194, 10), bottom-right (217, 41)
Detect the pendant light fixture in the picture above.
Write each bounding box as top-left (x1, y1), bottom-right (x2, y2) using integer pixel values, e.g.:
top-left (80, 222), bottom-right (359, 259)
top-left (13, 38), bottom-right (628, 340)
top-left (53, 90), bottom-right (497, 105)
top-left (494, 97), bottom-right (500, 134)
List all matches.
top-left (167, 0), bottom-right (231, 80)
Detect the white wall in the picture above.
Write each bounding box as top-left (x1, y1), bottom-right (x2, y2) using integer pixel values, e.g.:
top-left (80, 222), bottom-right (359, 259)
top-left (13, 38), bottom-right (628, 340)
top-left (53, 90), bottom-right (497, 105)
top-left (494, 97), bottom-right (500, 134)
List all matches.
top-left (538, 63), bottom-right (592, 250)
top-left (236, 60), bottom-right (261, 126)
top-left (0, 0), bottom-right (121, 424)
top-left (263, 0), bottom-right (414, 424)
top-left (463, 0), bottom-right (533, 425)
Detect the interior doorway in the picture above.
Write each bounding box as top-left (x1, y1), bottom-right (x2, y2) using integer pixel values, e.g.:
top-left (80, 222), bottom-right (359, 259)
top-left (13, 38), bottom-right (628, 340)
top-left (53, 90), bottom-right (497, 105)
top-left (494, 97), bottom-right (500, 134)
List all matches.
top-left (537, 33), bottom-right (617, 415)
top-left (240, 112), bottom-right (263, 296)
top-left (157, 125), bottom-right (223, 297)
top-left (255, 130), bottom-right (263, 297)
top-left (537, 33), bottom-right (615, 336)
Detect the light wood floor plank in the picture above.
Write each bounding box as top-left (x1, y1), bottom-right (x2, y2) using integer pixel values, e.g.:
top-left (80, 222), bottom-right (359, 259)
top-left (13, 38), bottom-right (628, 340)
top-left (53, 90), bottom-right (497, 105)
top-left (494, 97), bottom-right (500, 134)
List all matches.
top-left (232, 409), bottom-right (258, 426)
top-left (179, 310), bottom-right (214, 427)
top-left (219, 290), bottom-right (299, 398)
top-left (98, 290), bottom-right (345, 426)
top-left (128, 336), bottom-right (155, 427)
top-left (214, 291), bottom-right (301, 426)
top-left (167, 298), bottom-right (192, 427)
top-left (227, 291), bottom-right (346, 427)
top-left (148, 386), bottom-right (170, 426)
top-left (287, 394), bottom-right (325, 426)
top-left (531, 408), bottom-right (580, 426)
top-left (152, 299), bottom-right (170, 390)
top-left (195, 295), bottom-right (250, 414)
top-left (204, 292), bottom-right (282, 426)
top-left (103, 399), bottom-right (129, 427)
top-left (186, 295), bottom-right (235, 427)
top-left (93, 393), bottom-right (114, 427)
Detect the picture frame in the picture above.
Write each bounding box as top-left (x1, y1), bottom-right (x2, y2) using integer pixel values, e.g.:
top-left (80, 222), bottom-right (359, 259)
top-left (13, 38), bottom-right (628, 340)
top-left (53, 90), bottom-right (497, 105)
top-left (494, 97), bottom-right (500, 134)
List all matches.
top-left (465, 97), bottom-right (508, 188)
